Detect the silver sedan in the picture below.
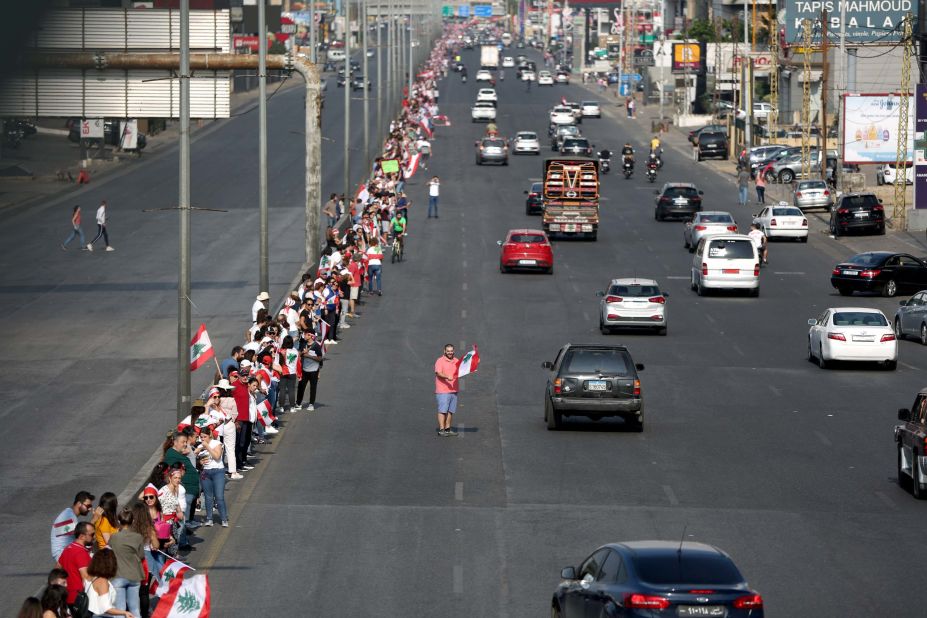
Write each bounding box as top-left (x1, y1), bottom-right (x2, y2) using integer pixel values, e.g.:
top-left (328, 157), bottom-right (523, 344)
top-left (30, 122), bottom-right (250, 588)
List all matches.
top-left (513, 131), bottom-right (541, 155)
top-left (683, 211), bottom-right (738, 252)
top-left (793, 179), bottom-right (833, 210)
top-left (894, 290), bottom-right (927, 345)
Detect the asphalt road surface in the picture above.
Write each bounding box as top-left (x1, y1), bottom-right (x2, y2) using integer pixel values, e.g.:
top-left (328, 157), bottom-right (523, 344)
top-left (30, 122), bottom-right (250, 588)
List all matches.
top-left (5, 46), bottom-right (927, 616)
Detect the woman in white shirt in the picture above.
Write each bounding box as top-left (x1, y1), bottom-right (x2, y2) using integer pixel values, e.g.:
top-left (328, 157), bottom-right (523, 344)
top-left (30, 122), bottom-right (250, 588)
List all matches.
top-left (198, 430), bottom-right (229, 527)
top-left (157, 465), bottom-right (186, 540)
top-left (85, 548), bottom-right (135, 617)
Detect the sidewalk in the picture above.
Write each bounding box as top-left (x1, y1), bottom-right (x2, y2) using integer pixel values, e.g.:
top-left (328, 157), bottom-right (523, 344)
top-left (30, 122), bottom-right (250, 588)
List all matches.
top-left (0, 79), bottom-right (301, 212)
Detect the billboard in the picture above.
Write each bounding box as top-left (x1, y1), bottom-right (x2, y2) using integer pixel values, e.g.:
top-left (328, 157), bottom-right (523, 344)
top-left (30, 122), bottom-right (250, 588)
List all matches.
top-left (914, 85), bottom-right (927, 209)
top-left (842, 94), bottom-right (914, 164)
top-left (671, 43), bottom-right (700, 73)
top-left (783, 0), bottom-right (911, 45)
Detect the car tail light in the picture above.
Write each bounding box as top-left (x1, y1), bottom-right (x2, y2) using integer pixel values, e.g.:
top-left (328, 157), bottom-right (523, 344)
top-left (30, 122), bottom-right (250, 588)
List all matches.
top-left (733, 594), bottom-right (764, 610)
top-left (874, 205), bottom-right (884, 212)
top-left (726, 225), bottom-right (738, 232)
top-left (824, 190), bottom-right (831, 196)
top-left (702, 262), bottom-right (708, 276)
top-left (832, 267), bottom-right (842, 276)
top-left (802, 219), bottom-right (808, 226)
top-left (881, 334), bottom-right (896, 342)
top-left (553, 378), bottom-right (562, 394)
top-left (625, 594), bottom-right (669, 610)
top-left (650, 315), bottom-right (662, 320)
top-left (607, 313), bottom-right (620, 320)
top-left (770, 218), bottom-right (778, 226)
top-left (860, 269), bottom-right (881, 278)
top-left (838, 208), bottom-right (849, 214)
top-left (828, 333), bottom-right (846, 341)
top-left (694, 225), bottom-right (707, 231)
top-left (754, 264), bottom-right (760, 277)
top-left (648, 296), bottom-right (666, 304)
top-left (632, 379), bottom-right (641, 396)
top-left (795, 191), bottom-right (802, 198)
top-left (605, 295), bottom-right (623, 303)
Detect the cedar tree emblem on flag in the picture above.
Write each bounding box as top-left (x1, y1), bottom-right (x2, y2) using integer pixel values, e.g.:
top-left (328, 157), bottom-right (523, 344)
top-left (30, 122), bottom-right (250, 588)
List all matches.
top-left (457, 345), bottom-right (480, 378)
top-left (189, 324), bottom-right (215, 372)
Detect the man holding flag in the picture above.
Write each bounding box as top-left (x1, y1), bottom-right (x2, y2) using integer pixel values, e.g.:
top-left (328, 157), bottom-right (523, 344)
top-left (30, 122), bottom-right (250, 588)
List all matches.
top-left (433, 344), bottom-right (479, 437)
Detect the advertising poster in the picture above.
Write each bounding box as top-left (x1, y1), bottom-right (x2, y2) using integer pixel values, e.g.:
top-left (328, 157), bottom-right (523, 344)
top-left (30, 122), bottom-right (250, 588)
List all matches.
top-left (915, 85), bottom-right (927, 209)
top-left (672, 43), bottom-right (699, 73)
top-left (842, 94), bottom-right (913, 164)
top-left (783, 0), bottom-right (911, 45)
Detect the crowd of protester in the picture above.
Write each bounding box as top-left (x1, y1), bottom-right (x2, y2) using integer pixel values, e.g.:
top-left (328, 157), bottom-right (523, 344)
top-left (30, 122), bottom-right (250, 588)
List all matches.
top-left (20, 28), bottom-right (458, 618)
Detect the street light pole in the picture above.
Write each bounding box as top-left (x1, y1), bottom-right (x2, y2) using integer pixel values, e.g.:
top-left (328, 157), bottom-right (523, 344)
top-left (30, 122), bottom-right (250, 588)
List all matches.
top-left (344, 0), bottom-right (351, 202)
top-left (309, 0), bottom-right (317, 64)
top-left (177, 0), bottom-right (191, 423)
top-left (408, 8), bottom-right (414, 97)
top-left (376, 1), bottom-right (383, 147)
top-left (362, 0), bottom-right (369, 166)
top-left (258, 0), bottom-right (269, 296)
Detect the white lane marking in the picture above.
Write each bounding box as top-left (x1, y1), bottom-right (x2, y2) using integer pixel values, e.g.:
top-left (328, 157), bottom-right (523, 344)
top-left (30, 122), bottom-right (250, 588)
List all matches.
top-left (768, 385), bottom-right (782, 397)
top-left (571, 282), bottom-right (580, 293)
top-left (874, 490), bottom-right (898, 510)
top-left (901, 362), bottom-right (919, 371)
top-left (814, 431), bottom-right (832, 447)
top-left (773, 271), bottom-right (806, 275)
top-left (662, 485), bottom-right (679, 506)
top-left (731, 343), bottom-right (745, 357)
top-left (666, 276), bottom-right (689, 280)
top-left (462, 260), bottom-right (468, 268)
top-left (583, 311), bottom-right (590, 321)
top-left (461, 309), bottom-right (467, 319)
top-left (454, 565), bottom-right (464, 594)
top-left (455, 481), bottom-right (464, 501)
top-left (705, 313), bottom-right (717, 324)
top-left (462, 282), bottom-right (468, 291)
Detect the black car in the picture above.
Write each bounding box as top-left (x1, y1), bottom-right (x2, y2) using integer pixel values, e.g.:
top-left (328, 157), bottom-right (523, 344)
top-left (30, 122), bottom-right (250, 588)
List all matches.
top-left (687, 124), bottom-right (727, 145)
top-left (829, 193), bottom-right (885, 236)
top-left (654, 183), bottom-right (703, 221)
top-left (542, 344), bottom-right (645, 431)
top-left (696, 131), bottom-right (728, 161)
top-left (525, 181), bottom-right (544, 215)
top-left (831, 251), bottom-right (927, 297)
top-left (560, 137), bottom-right (593, 157)
top-left (552, 542), bottom-right (764, 618)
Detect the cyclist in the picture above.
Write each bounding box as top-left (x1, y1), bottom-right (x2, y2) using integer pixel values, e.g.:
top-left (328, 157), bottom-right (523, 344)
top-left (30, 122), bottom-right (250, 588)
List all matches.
top-left (748, 223), bottom-right (768, 265)
top-left (389, 210), bottom-right (407, 254)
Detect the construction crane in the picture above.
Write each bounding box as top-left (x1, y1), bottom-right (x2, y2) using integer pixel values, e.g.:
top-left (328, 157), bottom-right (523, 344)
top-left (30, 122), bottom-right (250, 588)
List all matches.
top-left (894, 13), bottom-right (913, 229)
top-left (801, 19), bottom-right (812, 181)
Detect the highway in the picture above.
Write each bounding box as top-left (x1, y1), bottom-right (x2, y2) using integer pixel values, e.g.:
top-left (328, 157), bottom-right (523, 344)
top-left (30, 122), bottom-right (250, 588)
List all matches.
top-left (4, 45), bottom-right (927, 616)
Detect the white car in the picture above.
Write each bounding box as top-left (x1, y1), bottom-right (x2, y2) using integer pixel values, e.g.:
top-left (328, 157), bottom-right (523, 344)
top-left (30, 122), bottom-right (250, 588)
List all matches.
top-left (598, 278), bottom-right (668, 335)
top-left (502, 56), bottom-right (515, 68)
top-left (477, 88), bottom-right (497, 103)
top-left (471, 101), bottom-right (497, 122)
top-left (752, 102), bottom-right (772, 119)
top-left (513, 131), bottom-right (541, 155)
top-left (683, 211), bottom-right (738, 252)
top-left (476, 69), bottom-right (493, 82)
top-left (537, 70), bottom-right (554, 85)
top-left (752, 203), bottom-right (808, 241)
top-left (690, 234), bottom-right (760, 297)
top-left (808, 307), bottom-right (897, 369)
top-left (876, 162), bottom-right (914, 185)
top-left (555, 71), bottom-right (570, 84)
top-left (521, 70), bottom-right (536, 81)
top-left (580, 101), bottom-right (601, 118)
top-left (549, 106), bottom-right (575, 126)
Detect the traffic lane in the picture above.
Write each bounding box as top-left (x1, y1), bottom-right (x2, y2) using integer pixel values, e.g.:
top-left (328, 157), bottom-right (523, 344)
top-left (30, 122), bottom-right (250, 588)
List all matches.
top-left (0, 74), bottom-right (370, 607)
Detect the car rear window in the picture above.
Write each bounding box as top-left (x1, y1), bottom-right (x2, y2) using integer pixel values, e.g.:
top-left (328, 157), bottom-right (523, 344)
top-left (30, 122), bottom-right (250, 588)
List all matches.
top-left (563, 349), bottom-right (630, 375)
top-left (707, 239), bottom-right (754, 259)
top-left (531, 182), bottom-right (543, 192)
top-left (832, 312), bottom-right (888, 326)
top-left (798, 181), bottom-right (827, 190)
top-left (699, 214), bottom-right (733, 223)
top-left (608, 284), bottom-right (660, 297)
top-left (581, 101), bottom-right (598, 106)
top-left (664, 187), bottom-right (699, 199)
top-left (484, 139), bottom-right (505, 147)
top-left (772, 208), bottom-right (803, 216)
top-left (633, 554), bottom-right (744, 586)
top-left (510, 234), bottom-right (545, 243)
top-left (518, 133), bottom-right (537, 140)
top-left (840, 195), bottom-right (880, 209)
top-left (847, 253), bottom-right (887, 267)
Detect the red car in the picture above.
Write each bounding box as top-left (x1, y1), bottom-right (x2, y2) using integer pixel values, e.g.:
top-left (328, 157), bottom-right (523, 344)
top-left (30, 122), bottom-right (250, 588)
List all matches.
top-left (498, 228), bottom-right (554, 274)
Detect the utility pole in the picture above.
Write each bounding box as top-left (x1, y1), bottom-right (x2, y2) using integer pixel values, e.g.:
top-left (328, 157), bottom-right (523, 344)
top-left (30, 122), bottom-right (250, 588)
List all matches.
top-left (743, 0), bottom-right (751, 148)
top-left (309, 0), bottom-right (317, 64)
top-left (376, 1), bottom-right (382, 149)
top-left (836, 0), bottom-right (846, 191)
top-left (344, 0), bottom-right (351, 202)
top-left (820, 9), bottom-right (828, 180)
top-left (769, 15), bottom-right (779, 141)
top-left (258, 0), bottom-right (269, 297)
top-left (895, 13), bottom-right (914, 228)
top-left (801, 19), bottom-right (812, 181)
top-left (177, 0), bottom-right (191, 423)
top-left (362, 0), bottom-right (369, 166)
top-left (386, 0), bottom-right (392, 124)
top-left (408, 7), bottom-right (414, 98)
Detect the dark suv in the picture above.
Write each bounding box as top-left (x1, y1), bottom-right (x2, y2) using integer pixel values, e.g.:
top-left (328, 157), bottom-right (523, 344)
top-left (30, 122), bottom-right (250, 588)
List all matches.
top-left (541, 344), bottom-right (645, 431)
top-left (829, 193), bottom-right (885, 236)
top-left (560, 137), bottom-right (593, 156)
top-left (654, 183), bottom-right (703, 221)
top-left (696, 131), bottom-right (728, 161)
top-left (524, 181), bottom-right (543, 215)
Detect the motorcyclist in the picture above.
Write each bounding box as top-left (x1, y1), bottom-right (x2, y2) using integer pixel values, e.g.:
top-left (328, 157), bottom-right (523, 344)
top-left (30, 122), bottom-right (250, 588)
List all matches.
top-left (647, 151), bottom-right (659, 168)
top-left (461, 66), bottom-right (468, 81)
top-left (621, 143), bottom-right (634, 169)
top-left (499, 69), bottom-right (505, 81)
top-left (650, 135), bottom-right (661, 154)
top-left (598, 147), bottom-right (611, 161)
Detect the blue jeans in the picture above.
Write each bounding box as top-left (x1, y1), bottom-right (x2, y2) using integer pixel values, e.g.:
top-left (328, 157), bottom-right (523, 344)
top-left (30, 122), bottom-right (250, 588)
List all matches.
top-left (63, 226), bottom-right (85, 247)
top-left (327, 215), bottom-right (338, 228)
top-left (201, 468), bottom-right (228, 523)
top-left (428, 196), bottom-right (438, 217)
top-left (738, 186), bottom-right (748, 206)
top-left (111, 577), bottom-right (140, 615)
top-left (145, 549), bottom-right (164, 584)
top-left (367, 264), bottom-right (382, 292)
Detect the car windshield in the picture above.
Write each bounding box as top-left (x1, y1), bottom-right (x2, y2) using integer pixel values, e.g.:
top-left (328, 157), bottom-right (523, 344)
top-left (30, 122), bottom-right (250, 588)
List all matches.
top-left (563, 349), bottom-right (630, 375)
top-left (664, 187), bottom-right (699, 199)
top-left (798, 181), bottom-right (827, 190)
top-left (841, 195), bottom-right (880, 209)
top-left (772, 208), bottom-right (803, 216)
top-left (832, 312), bottom-right (888, 326)
top-left (608, 284), bottom-right (661, 297)
top-left (847, 253), bottom-right (888, 267)
top-left (707, 239), bottom-right (754, 259)
top-left (484, 139), bottom-right (505, 147)
top-left (562, 139), bottom-right (588, 147)
top-left (633, 553), bottom-right (744, 586)
top-left (531, 182), bottom-right (543, 191)
top-left (699, 214), bottom-right (733, 223)
top-left (510, 234), bottom-right (545, 243)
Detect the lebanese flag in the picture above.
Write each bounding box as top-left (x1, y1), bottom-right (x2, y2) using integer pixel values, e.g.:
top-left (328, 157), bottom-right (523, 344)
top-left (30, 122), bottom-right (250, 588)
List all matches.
top-left (189, 324), bottom-right (214, 372)
top-left (419, 119), bottom-right (433, 138)
top-left (403, 152), bottom-right (422, 179)
top-left (457, 345), bottom-right (480, 378)
top-left (152, 573), bottom-right (210, 618)
top-left (318, 320), bottom-right (330, 353)
top-left (561, 95), bottom-right (567, 106)
top-left (150, 555), bottom-right (194, 597)
top-left (257, 399), bottom-right (277, 427)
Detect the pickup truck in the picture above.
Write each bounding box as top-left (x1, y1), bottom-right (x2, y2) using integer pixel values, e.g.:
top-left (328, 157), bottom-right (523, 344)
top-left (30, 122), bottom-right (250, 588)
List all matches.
top-left (542, 157), bottom-right (599, 240)
top-left (894, 388), bottom-right (927, 498)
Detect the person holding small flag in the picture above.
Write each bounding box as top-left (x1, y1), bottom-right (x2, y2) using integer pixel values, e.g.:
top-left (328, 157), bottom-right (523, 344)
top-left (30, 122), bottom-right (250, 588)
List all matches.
top-left (434, 344), bottom-right (459, 436)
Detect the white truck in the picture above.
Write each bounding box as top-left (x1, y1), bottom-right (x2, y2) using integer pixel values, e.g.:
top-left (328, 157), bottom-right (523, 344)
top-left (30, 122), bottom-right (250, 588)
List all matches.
top-left (480, 45), bottom-right (499, 69)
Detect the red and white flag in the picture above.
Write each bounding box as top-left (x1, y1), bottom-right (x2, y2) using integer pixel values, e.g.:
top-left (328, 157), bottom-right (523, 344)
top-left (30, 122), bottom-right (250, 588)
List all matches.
top-left (402, 152), bottom-right (422, 179)
top-left (152, 573), bottom-right (211, 618)
top-left (150, 555), bottom-right (194, 597)
top-left (560, 95), bottom-right (568, 106)
top-left (189, 324), bottom-right (214, 372)
top-left (418, 119), bottom-right (433, 138)
top-left (457, 345), bottom-right (480, 378)
top-left (257, 399), bottom-right (277, 427)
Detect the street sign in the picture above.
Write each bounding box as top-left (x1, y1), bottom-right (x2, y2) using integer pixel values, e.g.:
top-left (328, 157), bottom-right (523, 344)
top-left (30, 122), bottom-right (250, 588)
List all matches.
top-left (81, 118), bottom-right (104, 139)
top-left (457, 5), bottom-right (470, 17)
top-left (620, 73), bottom-right (642, 82)
top-left (442, 5), bottom-right (453, 17)
top-left (474, 4), bottom-right (492, 17)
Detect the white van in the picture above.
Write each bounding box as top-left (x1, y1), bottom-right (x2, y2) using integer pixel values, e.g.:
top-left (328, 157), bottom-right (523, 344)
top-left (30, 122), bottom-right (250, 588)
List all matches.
top-left (691, 234), bottom-right (760, 297)
top-left (327, 48), bottom-right (346, 62)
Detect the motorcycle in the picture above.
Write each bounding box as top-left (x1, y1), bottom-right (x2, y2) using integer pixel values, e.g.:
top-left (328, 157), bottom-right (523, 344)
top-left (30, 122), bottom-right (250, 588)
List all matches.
top-left (622, 159), bottom-right (633, 179)
top-left (598, 157), bottom-right (610, 174)
top-left (646, 162), bottom-right (658, 183)
top-left (461, 74), bottom-right (467, 83)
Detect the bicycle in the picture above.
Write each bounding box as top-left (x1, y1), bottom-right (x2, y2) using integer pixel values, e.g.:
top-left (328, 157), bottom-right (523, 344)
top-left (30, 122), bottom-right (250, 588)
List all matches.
top-left (391, 233), bottom-right (405, 263)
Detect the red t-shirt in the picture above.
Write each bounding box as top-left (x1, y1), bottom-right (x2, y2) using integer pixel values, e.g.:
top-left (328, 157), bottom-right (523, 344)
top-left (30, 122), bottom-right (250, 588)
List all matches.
top-left (348, 261), bottom-right (364, 287)
top-left (434, 355), bottom-right (459, 393)
top-left (59, 541), bottom-right (91, 604)
top-left (232, 382), bottom-right (252, 421)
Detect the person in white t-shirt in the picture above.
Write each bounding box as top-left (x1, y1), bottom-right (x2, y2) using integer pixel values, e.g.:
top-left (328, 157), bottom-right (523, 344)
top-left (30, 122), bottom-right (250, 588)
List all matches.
top-left (748, 224), bottom-right (768, 265)
top-left (427, 176), bottom-right (440, 219)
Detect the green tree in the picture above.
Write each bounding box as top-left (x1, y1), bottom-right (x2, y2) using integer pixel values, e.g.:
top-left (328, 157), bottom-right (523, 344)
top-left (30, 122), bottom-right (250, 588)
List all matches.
top-left (686, 19), bottom-right (716, 43)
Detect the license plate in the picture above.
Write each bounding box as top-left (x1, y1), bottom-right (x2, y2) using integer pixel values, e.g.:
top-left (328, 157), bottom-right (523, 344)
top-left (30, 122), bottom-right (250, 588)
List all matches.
top-left (564, 224), bottom-right (577, 231)
top-left (519, 259), bottom-right (537, 265)
top-left (677, 606), bottom-right (726, 617)
top-left (674, 198), bottom-right (688, 205)
top-left (723, 268), bottom-right (739, 274)
top-left (587, 380), bottom-right (607, 391)
top-left (843, 270), bottom-right (859, 276)
top-left (706, 144), bottom-right (717, 148)
top-left (854, 212), bottom-right (869, 218)
top-left (852, 336), bottom-right (875, 342)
